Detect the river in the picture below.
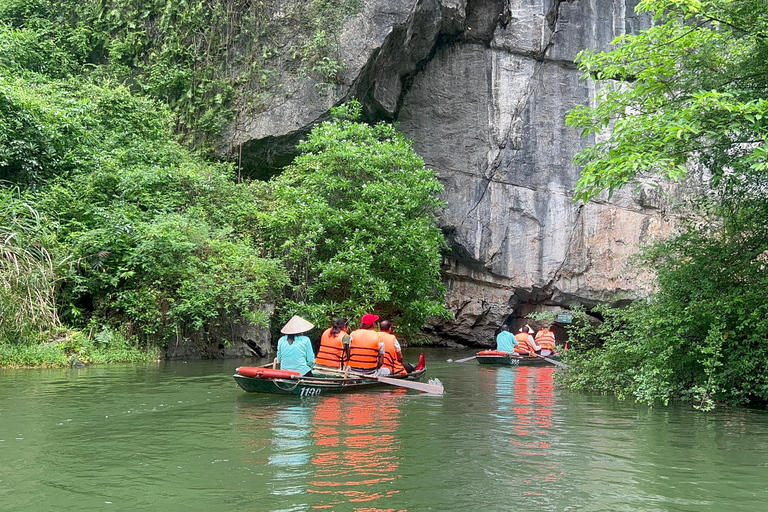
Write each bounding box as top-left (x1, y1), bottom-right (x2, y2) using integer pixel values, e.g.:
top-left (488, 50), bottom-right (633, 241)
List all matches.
top-left (1, 348), bottom-right (767, 511)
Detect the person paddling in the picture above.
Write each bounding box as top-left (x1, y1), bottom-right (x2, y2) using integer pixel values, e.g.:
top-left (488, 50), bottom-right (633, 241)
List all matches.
top-left (379, 320), bottom-right (415, 374)
top-left (495, 325), bottom-right (518, 353)
top-left (276, 315), bottom-right (316, 377)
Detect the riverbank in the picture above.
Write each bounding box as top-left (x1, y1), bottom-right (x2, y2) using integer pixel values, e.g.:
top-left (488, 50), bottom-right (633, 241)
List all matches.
top-left (0, 329), bottom-right (159, 368)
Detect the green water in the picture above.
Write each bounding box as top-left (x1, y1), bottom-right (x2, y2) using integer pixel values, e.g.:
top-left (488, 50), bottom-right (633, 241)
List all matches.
top-left (2, 348), bottom-right (767, 511)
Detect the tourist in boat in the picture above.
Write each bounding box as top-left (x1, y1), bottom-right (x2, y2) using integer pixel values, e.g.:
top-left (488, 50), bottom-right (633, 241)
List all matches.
top-left (495, 325), bottom-right (518, 353)
top-left (315, 317), bottom-right (351, 369)
top-left (514, 325), bottom-right (541, 355)
top-left (276, 315), bottom-right (316, 377)
top-left (379, 320), bottom-right (415, 374)
top-left (347, 313), bottom-right (384, 373)
top-left (535, 325), bottom-right (556, 355)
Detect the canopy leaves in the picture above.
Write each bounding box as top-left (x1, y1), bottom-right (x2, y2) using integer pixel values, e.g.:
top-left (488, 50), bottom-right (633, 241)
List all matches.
top-left (567, 0), bottom-right (768, 201)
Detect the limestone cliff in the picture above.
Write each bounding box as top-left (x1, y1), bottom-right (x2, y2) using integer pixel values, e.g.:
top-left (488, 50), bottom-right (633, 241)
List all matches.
top-left (224, 0), bottom-right (681, 345)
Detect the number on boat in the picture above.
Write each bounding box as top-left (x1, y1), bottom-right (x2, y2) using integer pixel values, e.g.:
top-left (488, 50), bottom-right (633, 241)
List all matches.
top-left (300, 387), bottom-right (321, 397)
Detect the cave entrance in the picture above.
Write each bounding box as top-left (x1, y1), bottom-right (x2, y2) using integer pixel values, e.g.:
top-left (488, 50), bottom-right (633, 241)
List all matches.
top-left (502, 303), bottom-right (572, 350)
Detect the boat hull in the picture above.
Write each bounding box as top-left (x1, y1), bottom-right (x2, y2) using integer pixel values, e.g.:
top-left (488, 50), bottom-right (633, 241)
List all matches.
top-left (233, 367), bottom-right (428, 396)
top-left (475, 351), bottom-right (559, 366)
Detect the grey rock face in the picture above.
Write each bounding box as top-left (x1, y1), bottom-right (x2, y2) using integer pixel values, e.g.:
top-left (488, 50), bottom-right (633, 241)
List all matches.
top-left (163, 315), bottom-right (273, 360)
top-left (225, 0), bottom-right (680, 345)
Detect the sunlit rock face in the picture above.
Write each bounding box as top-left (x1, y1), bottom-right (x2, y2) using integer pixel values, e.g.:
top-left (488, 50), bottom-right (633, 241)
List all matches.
top-left (226, 0), bottom-right (681, 346)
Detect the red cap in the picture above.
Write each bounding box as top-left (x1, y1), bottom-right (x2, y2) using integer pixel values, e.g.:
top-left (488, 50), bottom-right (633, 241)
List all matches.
top-left (361, 314), bottom-right (380, 325)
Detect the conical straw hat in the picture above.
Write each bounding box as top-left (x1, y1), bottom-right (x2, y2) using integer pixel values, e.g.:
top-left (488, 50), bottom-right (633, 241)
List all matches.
top-left (280, 315), bottom-right (314, 335)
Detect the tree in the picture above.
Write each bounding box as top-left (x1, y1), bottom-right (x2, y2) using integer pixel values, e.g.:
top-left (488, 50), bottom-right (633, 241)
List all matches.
top-left (563, 0), bottom-right (768, 408)
top-left (260, 101), bottom-right (450, 335)
top-left (567, 0), bottom-right (768, 202)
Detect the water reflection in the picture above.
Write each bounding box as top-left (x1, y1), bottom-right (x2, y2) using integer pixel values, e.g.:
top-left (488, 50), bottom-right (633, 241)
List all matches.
top-left (4, 357), bottom-right (765, 511)
top-left (492, 366), bottom-right (562, 501)
top-left (235, 391), bottom-right (406, 511)
top-left (269, 406), bottom-right (313, 493)
top-left (307, 393), bottom-right (404, 510)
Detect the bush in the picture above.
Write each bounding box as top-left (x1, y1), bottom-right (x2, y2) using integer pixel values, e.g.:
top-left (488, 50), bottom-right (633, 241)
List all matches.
top-left (62, 328), bottom-right (159, 364)
top-left (260, 102), bottom-right (450, 334)
top-left (562, 193), bottom-right (768, 408)
top-left (0, 53), bottom-right (287, 350)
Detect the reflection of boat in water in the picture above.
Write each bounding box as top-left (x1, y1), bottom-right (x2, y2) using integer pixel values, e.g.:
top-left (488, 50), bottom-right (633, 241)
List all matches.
top-left (233, 366), bottom-right (429, 396)
top-left (308, 393), bottom-right (403, 505)
top-left (475, 350), bottom-right (561, 366)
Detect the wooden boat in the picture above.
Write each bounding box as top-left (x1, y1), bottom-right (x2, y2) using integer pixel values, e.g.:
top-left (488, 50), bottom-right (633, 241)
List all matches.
top-left (475, 350), bottom-right (561, 366)
top-left (233, 365), bottom-right (430, 396)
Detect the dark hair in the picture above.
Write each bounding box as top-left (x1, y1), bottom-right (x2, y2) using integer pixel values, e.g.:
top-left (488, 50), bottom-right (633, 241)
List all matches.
top-left (330, 317), bottom-right (348, 336)
top-left (380, 320), bottom-right (392, 332)
top-left (287, 334), bottom-right (295, 343)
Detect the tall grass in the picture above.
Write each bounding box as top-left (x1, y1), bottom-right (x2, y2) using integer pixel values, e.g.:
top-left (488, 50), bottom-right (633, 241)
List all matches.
top-left (0, 187), bottom-right (66, 344)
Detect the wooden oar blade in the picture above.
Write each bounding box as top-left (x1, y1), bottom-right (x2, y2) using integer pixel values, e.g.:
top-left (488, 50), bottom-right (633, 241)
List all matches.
top-left (375, 375), bottom-right (444, 395)
top-left (453, 355), bottom-right (477, 363)
top-left (535, 354), bottom-right (567, 368)
top-left (346, 371), bottom-right (444, 394)
top-left (547, 358), bottom-right (568, 368)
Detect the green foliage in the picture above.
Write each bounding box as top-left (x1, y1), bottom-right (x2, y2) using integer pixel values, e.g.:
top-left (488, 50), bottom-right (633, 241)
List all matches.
top-left (526, 311), bottom-right (558, 326)
top-left (0, 48), bottom-right (287, 350)
top-left (0, 22), bottom-right (80, 77)
top-left (0, 341), bottom-right (68, 367)
top-left (102, 214), bottom-right (286, 342)
top-left (0, 66), bottom-right (169, 187)
top-left (0, 328), bottom-right (158, 367)
top-left (567, 0), bottom-right (768, 202)
top-left (562, 193), bottom-right (768, 407)
top-left (60, 328), bottom-right (159, 364)
top-left (297, 29), bottom-right (342, 86)
top-left (565, 0), bottom-right (768, 408)
top-left (0, 8), bottom-right (448, 362)
top-left (260, 101), bottom-right (450, 335)
top-left (40, 155), bottom-right (289, 344)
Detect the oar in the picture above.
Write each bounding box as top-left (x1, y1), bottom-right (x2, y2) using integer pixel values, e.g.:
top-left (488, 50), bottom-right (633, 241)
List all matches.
top-left (346, 370), bottom-right (444, 395)
top-left (452, 355), bottom-right (477, 363)
top-left (534, 353), bottom-right (568, 369)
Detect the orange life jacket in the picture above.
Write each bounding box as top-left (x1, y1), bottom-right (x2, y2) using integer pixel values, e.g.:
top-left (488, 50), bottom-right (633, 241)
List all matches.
top-left (379, 332), bottom-right (406, 375)
top-left (535, 329), bottom-right (556, 351)
top-left (514, 331), bottom-right (536, 354)
top-left (348, 329), bottom-right (381, 370)
top-left (315, 327), bottom-right (346, 368)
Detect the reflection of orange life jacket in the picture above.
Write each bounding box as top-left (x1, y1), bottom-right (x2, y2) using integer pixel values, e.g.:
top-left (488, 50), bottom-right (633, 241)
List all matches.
top-left (535, 329), bottom-right (555, 351)
top-left (348, 329), bottom-right (381, 369)
top-left (514, 332), bottom-right (535, 354)
top-left (379, 332), bottom-right (406, 375)
top-left (316, 328), bottom-right (346, 368)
